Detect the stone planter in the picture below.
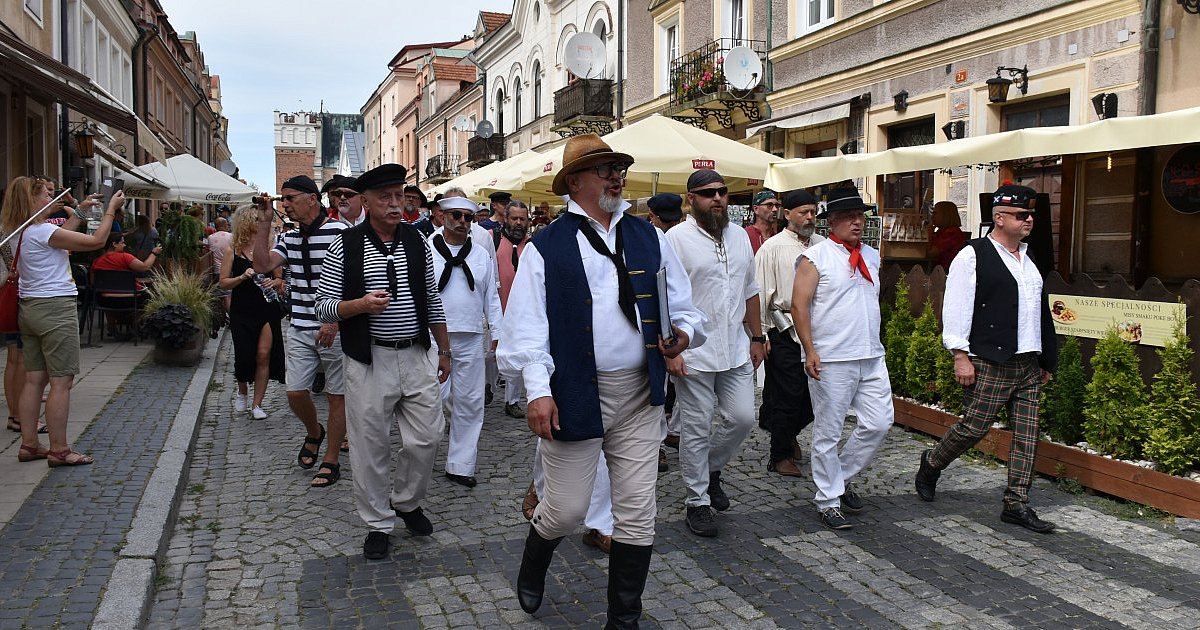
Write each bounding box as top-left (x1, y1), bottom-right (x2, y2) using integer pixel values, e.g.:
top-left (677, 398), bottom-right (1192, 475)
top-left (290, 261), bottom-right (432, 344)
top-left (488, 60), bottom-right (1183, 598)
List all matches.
top-left (893, 397), bottom-right (1200, 518)
top-left (152, 331), bottom-right (205, 367)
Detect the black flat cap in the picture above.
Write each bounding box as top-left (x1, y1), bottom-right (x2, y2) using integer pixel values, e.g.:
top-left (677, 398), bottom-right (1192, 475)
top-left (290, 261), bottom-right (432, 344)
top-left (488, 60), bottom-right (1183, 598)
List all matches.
top-left (281, 175), bottom-right (319, 195)
top-left (647, 193), bottom-right (683, 222)
top-left (404, 185), bottom-right (427, 206)
top-left (321, 174), bottom-right (357, 193)
top-left (488, 191), bottom-right (512, 203)
top-left (353, 164), bottom-right (408, 193)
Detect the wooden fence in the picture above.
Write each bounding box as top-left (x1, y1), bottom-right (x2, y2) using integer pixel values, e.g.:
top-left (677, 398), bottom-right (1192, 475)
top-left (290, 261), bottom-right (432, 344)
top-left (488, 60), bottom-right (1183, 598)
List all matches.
top-left (882, 264), bottom-right (1200, 386)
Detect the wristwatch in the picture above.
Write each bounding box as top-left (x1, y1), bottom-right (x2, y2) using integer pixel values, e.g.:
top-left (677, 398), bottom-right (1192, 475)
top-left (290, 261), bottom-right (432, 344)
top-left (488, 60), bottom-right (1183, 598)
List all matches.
top-left (751, 336), bottom-right (766, 344)
top-left (437, 349), bottom-right (453, 357)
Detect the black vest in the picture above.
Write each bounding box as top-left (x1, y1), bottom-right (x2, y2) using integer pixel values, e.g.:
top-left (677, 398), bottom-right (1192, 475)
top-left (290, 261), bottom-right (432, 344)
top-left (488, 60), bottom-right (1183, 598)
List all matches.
top-left (339, 222), bottom-right (430, 365)
top-left (967, 238), bottom-right (1058, 372)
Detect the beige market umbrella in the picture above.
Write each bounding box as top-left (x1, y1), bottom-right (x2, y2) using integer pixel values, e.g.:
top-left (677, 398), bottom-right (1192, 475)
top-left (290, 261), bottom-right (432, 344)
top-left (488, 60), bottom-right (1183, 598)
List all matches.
top-left (432, 149), bottom-right (561, 204)
top-left (499, 114), bottom-right (778, 200)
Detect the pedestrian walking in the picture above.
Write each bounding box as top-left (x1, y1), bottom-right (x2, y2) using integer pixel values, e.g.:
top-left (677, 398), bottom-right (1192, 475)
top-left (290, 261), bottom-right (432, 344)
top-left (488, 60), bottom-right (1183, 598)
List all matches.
top-left (646, 192), bottom-right (684, 472)
top-left (322, 175), bottom-right (366, 227)
top-left (744, 190), bottom-right (781, 254)
top-left (494, 200), bottom-right (531, 419)
top-left (479, 191), bottom-right (509, 231)
top-left (915, 183), bottom-right (1059, 533)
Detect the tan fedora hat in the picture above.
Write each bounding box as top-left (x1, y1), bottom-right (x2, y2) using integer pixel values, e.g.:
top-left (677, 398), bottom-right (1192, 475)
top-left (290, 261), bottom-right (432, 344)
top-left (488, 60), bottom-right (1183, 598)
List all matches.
top-left (551, 133), bottom-right (634, 196)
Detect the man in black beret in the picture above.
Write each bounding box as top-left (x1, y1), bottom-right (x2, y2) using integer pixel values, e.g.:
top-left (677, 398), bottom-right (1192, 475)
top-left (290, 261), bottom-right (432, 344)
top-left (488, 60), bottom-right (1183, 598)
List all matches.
top-left (916, 182), bottom-right (1059, 534)
top-left (401, 186), bottom-right (426, 224)
top-left (646, 193), bottom-right (683, 232)
top-left (322, 175), bottom-right (364, 226)
top-left (480, 191), bottom-right (510, 231)
top-left (314, 163), bottom-right (453, 560)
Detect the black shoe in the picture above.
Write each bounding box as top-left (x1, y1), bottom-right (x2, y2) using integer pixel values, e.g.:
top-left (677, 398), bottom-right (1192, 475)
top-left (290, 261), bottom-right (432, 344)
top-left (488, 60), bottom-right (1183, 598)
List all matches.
top-left (708, 471), bottom-right (730, 512)
top-left (840, 484), bottom-right (864, 513)
top-left (311, 371), bottom-right (325, 394)
top-left (394, 506), bottom-right (434, 536)
top-left (517, 525), bottom-right (563, 613)
top-left (484, 384), bottom-right (494, 405)
top-left (607, 541), bottom-right (653, 629)
top-left (819, 507), bottom-right (853, 530)
top-left (915, 449), bottom-right (941, 502)
top-left (445, 472), bottom-right (478, 488)
top-left (657, 448), bottom-right (668, 473)
top-left (504, 403), bottom-right (526, 418)
top-left (363, 531), bottom-right (389, 560)
top-left (685, 505), bottom-right (718, 537)
top-left (1000, 504), bottom-right (1056, 534)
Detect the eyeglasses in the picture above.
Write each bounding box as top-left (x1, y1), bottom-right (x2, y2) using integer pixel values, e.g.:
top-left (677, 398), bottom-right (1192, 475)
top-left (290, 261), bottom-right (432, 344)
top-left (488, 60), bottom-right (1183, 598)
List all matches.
top-left (997, 210), bottom-right (1034, 221)
top-left (447, 210), bottom-right (474, 222)
top-left (281, 193), bottom-right (312, 202)
top-left (582, 162), bottom-right (629, 180)
top-left (328, 190), bottom-right (358, 199)
top-left (690, 186), bottom-right (729, 199)
top-left (757, 201), bottom-right (782, 209)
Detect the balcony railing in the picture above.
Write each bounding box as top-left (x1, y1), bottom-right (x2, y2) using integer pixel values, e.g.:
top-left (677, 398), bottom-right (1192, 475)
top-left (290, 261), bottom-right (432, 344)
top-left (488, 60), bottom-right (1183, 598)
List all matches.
top-left (466, 134), bottom-right (506, 167)
top-left (668, 38), bottom-right (767, 107)
top-left (425, 154), bottom-right (460, 182)
top-left (553, 79), bottom-right (614, 125)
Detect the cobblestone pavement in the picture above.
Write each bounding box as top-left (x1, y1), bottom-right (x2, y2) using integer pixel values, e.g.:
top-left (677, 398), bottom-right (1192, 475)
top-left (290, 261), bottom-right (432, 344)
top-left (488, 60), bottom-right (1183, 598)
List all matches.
top-left (0, 357), bottom-right (198, 629)
top-left (149, 336), bottom-right (1200, 628)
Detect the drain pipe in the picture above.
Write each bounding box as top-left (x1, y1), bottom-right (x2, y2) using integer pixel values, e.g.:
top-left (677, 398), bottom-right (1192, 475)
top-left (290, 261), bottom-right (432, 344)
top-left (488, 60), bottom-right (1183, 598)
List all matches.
top-left (616, 0), bottom-right (625, 124)
top-left (1138, 0), bottom-right (1159, 115)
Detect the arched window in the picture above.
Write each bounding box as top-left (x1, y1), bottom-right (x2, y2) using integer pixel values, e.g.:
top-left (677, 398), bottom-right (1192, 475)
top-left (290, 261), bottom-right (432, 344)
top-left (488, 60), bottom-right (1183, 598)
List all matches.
top-left (513, 78), bottom-right (522, 129)
top-left (594, 20), bottom-right (606, 40)
top-left (532, 61), bottom-right (542, 119)
top-left (495, 87), bottom-right (505, 133)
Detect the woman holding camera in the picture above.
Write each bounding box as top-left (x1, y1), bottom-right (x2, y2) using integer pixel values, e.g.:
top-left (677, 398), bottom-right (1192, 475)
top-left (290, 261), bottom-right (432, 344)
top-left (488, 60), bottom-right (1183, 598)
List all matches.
top-left (0, 176), bottom-right (123, 466)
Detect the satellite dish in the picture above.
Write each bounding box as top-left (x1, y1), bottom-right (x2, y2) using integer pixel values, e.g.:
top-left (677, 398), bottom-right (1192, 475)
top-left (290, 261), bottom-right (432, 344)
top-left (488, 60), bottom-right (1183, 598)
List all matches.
top-left (563, 32), bottom-right (607, 79)
top-left (476, 120), bottom-right (495, 139)
top-left (723, 46), bottom-right (763, 91)
top-left (453, 115), bottom-right (471, 132)
top-left (219, 159), bottom-right (238, 176)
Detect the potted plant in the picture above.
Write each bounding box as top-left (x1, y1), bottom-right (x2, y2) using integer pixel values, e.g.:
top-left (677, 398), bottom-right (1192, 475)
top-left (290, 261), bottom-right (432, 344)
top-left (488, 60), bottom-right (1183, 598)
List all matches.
top-left (141, 269), bottom-right (213, 366)
top-left (156, 206), bottom-right (206, 274)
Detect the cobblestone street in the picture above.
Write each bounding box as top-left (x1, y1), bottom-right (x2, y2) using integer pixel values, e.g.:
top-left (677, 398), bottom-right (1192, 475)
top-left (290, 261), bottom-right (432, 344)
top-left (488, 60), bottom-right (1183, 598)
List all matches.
top-left (147, 336), bottom-right (1200, 629)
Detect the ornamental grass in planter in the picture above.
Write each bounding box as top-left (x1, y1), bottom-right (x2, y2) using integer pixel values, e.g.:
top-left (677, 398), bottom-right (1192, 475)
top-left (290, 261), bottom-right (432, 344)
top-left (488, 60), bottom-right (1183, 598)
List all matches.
top-left (141, 269), bottom-right (213, 366)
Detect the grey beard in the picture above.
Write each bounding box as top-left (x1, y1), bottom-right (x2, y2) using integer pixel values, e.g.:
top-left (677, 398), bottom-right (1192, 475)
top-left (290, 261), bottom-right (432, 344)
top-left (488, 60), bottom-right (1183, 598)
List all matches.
top-left (794, 224), bottom-right (816, 238)
top-left (694, 207), bottom-right (729, 234)
top-left (598, 192), bottom-right (623, 214)
top-left (503, 226), bottom-right (527, 242)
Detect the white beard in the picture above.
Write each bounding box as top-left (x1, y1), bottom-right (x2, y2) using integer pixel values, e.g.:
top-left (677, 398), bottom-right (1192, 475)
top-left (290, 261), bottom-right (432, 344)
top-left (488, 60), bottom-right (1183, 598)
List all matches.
top-left (796, 224), bottom-right (816, 238)
top-left (598, 192), bottom-right (622, 214)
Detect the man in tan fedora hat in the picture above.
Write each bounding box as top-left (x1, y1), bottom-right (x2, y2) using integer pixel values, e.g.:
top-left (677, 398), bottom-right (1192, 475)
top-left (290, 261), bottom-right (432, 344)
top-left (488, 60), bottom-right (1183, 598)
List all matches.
top-left (497, 133), bottom-right (706, 627)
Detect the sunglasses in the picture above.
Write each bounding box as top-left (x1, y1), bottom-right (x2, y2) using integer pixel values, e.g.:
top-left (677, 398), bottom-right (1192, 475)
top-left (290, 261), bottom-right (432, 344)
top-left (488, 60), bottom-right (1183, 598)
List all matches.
top-left (690, 186), bottom-right (729, 199)
top-left (447, 210), bottom-right (474, 222)
top-left (328, 190), bottom-right (358, 199)
top-left (997, 210), bottom-right (1035, 221)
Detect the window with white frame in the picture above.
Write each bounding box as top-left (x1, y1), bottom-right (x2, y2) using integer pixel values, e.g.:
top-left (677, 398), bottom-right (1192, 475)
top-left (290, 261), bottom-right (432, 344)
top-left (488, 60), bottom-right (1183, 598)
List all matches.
top-left (81, 10), bottom-right (96, 78)
top-left (24, 0), bottom-right (43, 24)
top-left (724, 0), bottom-right (746, 44)
top-left (801, 0), bottom-right (836, 32)
top-left (532, 62), bottom-right (542, 119)
top-left (513, 78), bottom-right (522, 130)
top-left (97, 31), bottom-right (110, 92)
top-left (659, 19), bottom-right (680, 95)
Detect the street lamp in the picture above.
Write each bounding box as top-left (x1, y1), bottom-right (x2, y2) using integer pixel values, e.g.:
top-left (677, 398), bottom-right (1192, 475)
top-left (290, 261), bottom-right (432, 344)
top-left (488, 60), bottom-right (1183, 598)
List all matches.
top-left (72, 123), bottom-right (95, 159)
top-left (987, 65), bottom-right (1029, 103)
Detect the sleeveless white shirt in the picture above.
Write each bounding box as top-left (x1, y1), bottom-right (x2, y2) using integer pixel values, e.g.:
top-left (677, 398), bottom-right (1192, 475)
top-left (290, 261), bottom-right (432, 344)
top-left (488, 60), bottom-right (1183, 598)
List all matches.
top-left (801, 238), bottom-right (885, 362)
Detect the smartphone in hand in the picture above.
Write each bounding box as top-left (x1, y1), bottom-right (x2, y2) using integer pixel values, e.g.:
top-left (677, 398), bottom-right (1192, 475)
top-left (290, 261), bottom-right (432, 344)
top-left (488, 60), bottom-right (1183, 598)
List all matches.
top-left (98, 177), bottom-right (125, 217)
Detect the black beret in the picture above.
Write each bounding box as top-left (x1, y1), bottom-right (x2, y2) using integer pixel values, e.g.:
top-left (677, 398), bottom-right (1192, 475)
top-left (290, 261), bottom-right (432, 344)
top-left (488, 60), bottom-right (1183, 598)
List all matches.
top-left (488, 191), bottom-right (512, 203)
top-left (353, 164), bottom-right (408, 193)
top-left (320, 175), bottom-right (357, 193)
top-left (782, 189), bottom-right (818, 209)
top-left (281, 175), bottom-right (319, 195)
top-left (646, 193), bottom-right (683, 222)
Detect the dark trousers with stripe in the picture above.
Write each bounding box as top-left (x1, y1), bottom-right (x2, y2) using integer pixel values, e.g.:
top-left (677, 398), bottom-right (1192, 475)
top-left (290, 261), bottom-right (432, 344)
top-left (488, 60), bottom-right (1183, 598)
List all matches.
top-left (758, 328), bottom-right (815, 464)
top-left (927, 353), bottom-right (1042, 505)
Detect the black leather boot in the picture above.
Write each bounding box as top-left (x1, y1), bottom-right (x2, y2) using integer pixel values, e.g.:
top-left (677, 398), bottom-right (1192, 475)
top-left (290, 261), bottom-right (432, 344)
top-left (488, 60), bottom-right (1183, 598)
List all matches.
top-left (605, 541), bottom-right (653, 629)
top-left (517, 524), bottom-right (562, 613)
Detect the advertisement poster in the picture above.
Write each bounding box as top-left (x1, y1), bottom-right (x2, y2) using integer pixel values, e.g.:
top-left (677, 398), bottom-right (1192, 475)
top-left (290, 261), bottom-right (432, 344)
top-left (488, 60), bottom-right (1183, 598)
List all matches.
top-left (1048, 294), bottom-right (1186, 347)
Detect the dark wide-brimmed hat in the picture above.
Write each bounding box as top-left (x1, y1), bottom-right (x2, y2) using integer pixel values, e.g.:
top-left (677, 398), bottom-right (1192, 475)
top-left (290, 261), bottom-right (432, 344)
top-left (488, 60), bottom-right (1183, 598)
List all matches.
top-left (353, 164), bottom-right (408, 193)
top-left (646, 193), bottom-right (683, 222)
top-left (817, 185), bottom-right (872, 219)
top-left (551, 133), bottom-right (634, 196)
top-left (404, 185), bottom-right (427, 206)
top-left (320, 174), bottom-right (357, 194)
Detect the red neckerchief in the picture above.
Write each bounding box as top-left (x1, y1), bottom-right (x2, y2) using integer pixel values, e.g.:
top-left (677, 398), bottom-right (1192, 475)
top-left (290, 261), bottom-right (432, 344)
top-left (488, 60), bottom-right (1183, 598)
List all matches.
top-left (828, 234), bottom-right (873, 284)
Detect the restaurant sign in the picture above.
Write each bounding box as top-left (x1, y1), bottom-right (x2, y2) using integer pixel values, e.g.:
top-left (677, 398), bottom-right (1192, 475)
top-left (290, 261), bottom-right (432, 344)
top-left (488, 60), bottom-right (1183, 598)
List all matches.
top-left (1048, 294), bottom-right (1185, 347)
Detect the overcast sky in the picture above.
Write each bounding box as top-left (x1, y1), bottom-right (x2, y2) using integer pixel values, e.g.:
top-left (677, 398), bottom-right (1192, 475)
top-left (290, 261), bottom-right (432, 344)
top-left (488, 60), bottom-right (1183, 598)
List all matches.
top-left (160, 0), bottom-right (509, 191)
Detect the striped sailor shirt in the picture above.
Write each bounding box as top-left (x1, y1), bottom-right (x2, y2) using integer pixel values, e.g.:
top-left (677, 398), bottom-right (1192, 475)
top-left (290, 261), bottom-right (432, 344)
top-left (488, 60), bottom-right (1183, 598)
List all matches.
top-left (272, 217), bottom-right (347, 329)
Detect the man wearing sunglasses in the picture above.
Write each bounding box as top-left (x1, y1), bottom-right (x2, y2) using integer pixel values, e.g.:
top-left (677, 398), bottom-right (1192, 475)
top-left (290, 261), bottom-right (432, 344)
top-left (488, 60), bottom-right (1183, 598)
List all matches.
top-left (917, 182), bottom-right (1059, 534)
top-left (498, 133), bottom-right (704, 627)
top-left (664, 170), bottom-right (763, 538)
top-left (745, 190), bottom-right (781, 254)
top-left (322, 175), bottom-right (365, 226)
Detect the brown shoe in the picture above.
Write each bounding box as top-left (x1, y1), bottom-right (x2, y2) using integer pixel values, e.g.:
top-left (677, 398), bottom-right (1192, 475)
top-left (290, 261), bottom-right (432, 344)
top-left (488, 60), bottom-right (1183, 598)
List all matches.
top-left (768, 457), bottom-right (806, 478)
top-left (582, 528), bottom-right (612, 554)
top-left (521, 481), bottom-right (539, 521)
top-left (792, 439), bottom-right (809, 464)
top-left (663, 433), bottom-right (680, 449)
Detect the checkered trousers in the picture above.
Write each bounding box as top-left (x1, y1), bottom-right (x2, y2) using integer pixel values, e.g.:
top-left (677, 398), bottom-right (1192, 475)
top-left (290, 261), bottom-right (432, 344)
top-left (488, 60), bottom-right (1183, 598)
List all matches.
top-left (928, 353), bottom-right (1043, 505)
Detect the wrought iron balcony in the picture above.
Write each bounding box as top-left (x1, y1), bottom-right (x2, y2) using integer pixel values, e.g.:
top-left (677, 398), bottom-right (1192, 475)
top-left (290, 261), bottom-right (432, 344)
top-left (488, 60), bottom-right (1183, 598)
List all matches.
top-left (666, 38), bottom-right (768, 131)
top-left (466, 134), bottom-right (506, 167)
top-left (425, 154), bottom-right (460, 183)
top-left (551, 79), bottom-right (614, 138)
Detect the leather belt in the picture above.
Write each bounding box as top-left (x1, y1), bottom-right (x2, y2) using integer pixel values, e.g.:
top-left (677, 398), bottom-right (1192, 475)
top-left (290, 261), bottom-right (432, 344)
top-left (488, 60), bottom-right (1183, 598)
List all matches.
top-left (373, 338), bottom-right (419, 349)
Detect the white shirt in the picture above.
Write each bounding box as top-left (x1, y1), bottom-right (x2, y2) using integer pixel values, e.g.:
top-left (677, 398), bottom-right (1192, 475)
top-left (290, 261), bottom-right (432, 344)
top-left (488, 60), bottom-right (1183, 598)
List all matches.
top-left (666, 217), bottom-right (759, 373)
top-left (755, 228), bottom-right (824, 344)
top-left (427, 233), bottom-right (503, 336)
top-left (340, 211), bottom-right (368, 227)
top-left (497, 199), bottom-right (707, 402)
top-left (801, 238), bottom-right (884, 362)
top-left (942, 236), bottom-right (1043, 355)
top-left (17, 223), bottom-right (76, 298)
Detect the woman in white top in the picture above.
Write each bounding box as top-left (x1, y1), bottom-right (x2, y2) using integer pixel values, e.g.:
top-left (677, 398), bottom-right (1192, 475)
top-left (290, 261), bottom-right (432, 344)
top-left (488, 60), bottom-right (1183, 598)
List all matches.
top-left (0, 176), bottom-right (123, 466)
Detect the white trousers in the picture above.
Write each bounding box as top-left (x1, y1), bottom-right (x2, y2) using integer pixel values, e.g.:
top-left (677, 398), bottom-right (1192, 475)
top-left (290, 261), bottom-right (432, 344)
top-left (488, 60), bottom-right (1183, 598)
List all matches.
top-left (807, 356), bottom-right (894, 510)
top-left (533, 441), bottom-right (613, 535)
top-left (674, 361), bottom-right (756, 507)
top-left (345, 344), bottom-right (445, 532)
top-left (440, 332), bottom-right (486, 476)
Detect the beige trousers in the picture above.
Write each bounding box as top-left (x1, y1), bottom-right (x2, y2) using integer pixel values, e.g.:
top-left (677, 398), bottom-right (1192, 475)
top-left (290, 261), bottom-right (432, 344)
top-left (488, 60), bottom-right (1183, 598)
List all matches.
top-left (344, 344), bottom-right (445, 532)
top-left (532, 368), bottom-right (662, 546)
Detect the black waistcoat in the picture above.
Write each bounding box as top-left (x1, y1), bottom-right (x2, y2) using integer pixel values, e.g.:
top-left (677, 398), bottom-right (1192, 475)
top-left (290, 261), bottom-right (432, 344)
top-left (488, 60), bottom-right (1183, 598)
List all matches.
top-left (967, 238), bottom-right (1058, 372)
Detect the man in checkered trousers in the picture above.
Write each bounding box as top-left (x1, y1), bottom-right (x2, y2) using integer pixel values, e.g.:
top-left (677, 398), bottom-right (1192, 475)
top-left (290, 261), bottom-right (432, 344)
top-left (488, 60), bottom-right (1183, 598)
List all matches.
top-left (915, 183), bottom-right (1059, 533)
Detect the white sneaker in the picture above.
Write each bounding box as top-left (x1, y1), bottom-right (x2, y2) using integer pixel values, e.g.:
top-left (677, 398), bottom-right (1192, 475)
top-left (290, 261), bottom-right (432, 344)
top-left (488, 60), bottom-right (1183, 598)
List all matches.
top-left (234, 393), bottom-right (248, 412)
top-left (251, 406), bottom-right (268, 420)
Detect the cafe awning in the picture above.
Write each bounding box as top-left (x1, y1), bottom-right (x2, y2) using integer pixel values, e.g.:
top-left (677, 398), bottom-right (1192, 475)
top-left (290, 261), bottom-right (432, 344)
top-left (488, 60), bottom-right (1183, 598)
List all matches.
top-left (124, 154), bottom-right (256, 204)
top-left (745, 102), bottom-right (850, 139)
top-left (765, 106), bottom-right (1200, 190)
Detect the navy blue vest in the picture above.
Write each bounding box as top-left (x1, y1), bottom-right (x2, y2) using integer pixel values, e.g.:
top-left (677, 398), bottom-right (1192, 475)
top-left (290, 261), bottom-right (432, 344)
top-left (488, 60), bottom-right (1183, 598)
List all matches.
top-left (533, 212), bottom-right (668, 441)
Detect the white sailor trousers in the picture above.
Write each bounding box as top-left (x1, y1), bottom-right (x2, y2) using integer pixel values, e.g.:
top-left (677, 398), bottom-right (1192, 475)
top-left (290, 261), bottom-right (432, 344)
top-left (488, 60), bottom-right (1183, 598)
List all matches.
top-left (441, 331), bottom-right (487, 476)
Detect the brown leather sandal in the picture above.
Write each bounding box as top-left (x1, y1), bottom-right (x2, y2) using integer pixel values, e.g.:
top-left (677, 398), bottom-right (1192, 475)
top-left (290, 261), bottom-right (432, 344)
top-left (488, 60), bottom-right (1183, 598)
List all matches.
top-left (18, 444), bottom-right (49, 462)
top-left (47, 449), bottom-right (94, 467)
top-left (521, 481), bottom-right (539, 521)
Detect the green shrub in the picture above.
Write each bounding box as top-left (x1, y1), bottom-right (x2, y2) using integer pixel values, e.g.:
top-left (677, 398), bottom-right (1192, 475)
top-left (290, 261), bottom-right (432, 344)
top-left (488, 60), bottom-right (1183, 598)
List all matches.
top-left (884, 278), bottom-right (915, 396)
top-left (905, 299), bottom-right (941, 403)
top-left (1041, 336), bottom-right (1086, 444)
top-left (1144, 315), bottom-right (1200, 475)
top-left (935, 347), bottom-right (963, 415)
top-left (1084, 327), bottom-right (1148, 459)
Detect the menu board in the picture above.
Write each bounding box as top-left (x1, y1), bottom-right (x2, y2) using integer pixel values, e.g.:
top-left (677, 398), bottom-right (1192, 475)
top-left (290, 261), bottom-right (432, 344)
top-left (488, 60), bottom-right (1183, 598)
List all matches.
top-left (1048, 294), bottom-right (1186, 347)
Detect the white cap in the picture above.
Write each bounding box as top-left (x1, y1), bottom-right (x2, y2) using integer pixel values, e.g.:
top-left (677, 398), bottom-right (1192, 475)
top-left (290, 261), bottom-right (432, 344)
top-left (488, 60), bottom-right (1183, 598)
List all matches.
top-left (438, 196), bottom-right (480, 212)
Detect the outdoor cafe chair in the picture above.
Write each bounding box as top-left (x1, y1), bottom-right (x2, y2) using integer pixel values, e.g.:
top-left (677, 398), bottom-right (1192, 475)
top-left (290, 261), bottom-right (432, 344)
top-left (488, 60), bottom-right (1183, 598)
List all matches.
top-left (88, 269), bottom-right (141, 345)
